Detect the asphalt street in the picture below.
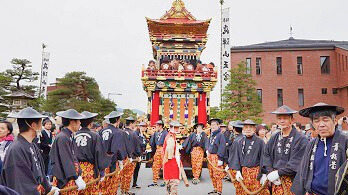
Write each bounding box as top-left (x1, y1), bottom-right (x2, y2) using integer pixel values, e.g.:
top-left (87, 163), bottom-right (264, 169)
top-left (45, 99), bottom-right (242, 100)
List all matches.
top-left (126, 164), bottom-right (236, 195)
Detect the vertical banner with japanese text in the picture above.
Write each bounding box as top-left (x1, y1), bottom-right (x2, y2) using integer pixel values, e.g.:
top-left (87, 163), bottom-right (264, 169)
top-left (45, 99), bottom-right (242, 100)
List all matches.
top-left (221, 8), bottom-right (230, 99)
top-left (40, 52), bottom-right (50, 99)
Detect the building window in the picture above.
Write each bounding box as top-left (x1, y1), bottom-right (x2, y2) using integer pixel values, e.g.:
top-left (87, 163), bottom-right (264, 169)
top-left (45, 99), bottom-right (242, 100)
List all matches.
top-left (322, 88), bottom-right (327, 94)
top-left (256, 58), bottom-right (261, 75)
top-left (298, 89), bottom-right (304, 107)
top-left (276, 57), bottom-right (282, 74)
top-left (338, 54), bottom-right (341, 71)
top-left (343, 55), bottom-right (345, 71)
top-left (13, 100), bottom-right (20, 105)
top-left (246, 58), bottom-right (251, 74)
top-left (257, 89), bottom-right (262, 102)
top-left (332, 88), bottom-right (338, 94)
top-left (277, 89), bottom-right (283, 107)
top-left (320, 56), bottom-right (330, 74)
top-left (297, 57), bottom-right (303, 75)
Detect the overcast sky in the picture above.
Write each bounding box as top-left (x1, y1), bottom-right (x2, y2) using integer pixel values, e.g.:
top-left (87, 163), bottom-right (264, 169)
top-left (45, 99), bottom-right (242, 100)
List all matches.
top-left (1, 0), bottom-right (347, 112)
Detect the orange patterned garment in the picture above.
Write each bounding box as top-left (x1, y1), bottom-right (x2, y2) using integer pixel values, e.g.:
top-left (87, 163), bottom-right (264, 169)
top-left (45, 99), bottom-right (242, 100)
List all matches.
top-left (52, 162), bottom-right (80, 195)
top-left (191, 147), bottom-right (204, 179)
top-left (233, 167), bottom-right (270, 195)
top-left (152, 146), bottom-right (164, 183)
top-left (99, 163), bottom-right (120, 195)
top-left (52, 177), bottom-right (78, 195)
top-left (120, 158), bottom-right (136, 193)
top-left (78, 162), bottom-right (98, 195)
top-left (229, 169), bottom-right (244, 194)
top-left (207, 154), bottom-right (225, 193)
top-left (272, 176), bottom-right (294, 195)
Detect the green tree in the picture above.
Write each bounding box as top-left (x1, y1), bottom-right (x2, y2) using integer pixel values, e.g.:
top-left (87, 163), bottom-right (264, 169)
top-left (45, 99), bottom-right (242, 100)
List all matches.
top-left (43, 71), bottom-right (116, 121)
top-left (120, 109), bottom-right (137, 123)
top-left (209, 106), bottom-right (220, 119)
top-left (0, 72), bottom-right (12, 96)
top-left (218, 61), bottom-right (263, 123)
top-left (0, 72), bottom-right (12, 117)
top-left (5, 58), bottom-right (39, 93)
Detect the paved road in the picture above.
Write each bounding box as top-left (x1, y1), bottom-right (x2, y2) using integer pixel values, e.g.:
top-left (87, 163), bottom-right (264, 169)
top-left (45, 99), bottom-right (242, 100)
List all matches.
top-left (126, 164), bottom-right (236, 195)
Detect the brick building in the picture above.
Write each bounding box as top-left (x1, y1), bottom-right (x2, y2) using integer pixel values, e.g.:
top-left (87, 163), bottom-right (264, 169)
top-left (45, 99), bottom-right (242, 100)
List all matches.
top-left (231, 37), bottom-right (348, 125)
top-left (46, 78), bottom-right (61, 94)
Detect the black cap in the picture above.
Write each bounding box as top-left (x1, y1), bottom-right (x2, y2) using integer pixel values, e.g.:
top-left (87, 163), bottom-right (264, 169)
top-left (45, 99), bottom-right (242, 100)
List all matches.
top-left (104, 111), bottom-right (123, 119)
top-left (9, 107), bottom-right (46, 119)
top-left (193, 123), bottom-right (205, 129)
top-left (56, 109), bottom-right (84, 120)
top-left (241, 119), bottom-right (257, 125)
top-left (299, 102), bottom-right (345, 118)
top-left (81, 111), bottom-right (98, 119)
top-left (155, 120), bottom-right (164, 125)
top-left (208, 118), bottom-right (222, 124)
top-left (271, 105), bottom-right (297, 115)
top-left (126, 116), bottom-right (136, 121)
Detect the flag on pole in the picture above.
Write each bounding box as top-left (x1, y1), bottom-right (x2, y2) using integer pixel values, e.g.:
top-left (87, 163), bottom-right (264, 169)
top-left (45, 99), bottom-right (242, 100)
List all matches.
top-left (220, 8), bottom-right (230, 97)
top-left (40, 52), bottom-right (50, 99)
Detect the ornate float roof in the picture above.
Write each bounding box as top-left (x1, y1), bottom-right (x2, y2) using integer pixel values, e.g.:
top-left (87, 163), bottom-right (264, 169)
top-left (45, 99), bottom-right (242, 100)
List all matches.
top-left (146, 0), bottom-right (211, 36)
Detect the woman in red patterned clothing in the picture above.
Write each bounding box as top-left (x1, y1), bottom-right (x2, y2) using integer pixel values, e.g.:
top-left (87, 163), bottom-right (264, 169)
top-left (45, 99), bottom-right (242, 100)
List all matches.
top-left (163, 121), bottom-right (183, 195)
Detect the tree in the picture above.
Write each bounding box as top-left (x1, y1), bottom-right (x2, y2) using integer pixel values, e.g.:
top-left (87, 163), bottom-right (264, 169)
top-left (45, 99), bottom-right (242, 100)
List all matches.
top-left (5, 58), bottom-right (39, 93)
top-left (43, 71), bottom-right (116, 121)
top-left (120, 109), bottom-right (137, 123)
top-left (0, 72), bottom-right (12, 96)
top-left (0, 72), bottom-right (12, 117)
top-left (218, 61), bottom-right (263, 123)
top-left (210, 106), bottom-right (220, 119)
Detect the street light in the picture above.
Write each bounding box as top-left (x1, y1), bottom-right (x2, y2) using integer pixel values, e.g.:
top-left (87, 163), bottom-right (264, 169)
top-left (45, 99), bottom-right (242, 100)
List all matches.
top-left (108, 93), bottom-right (122, 99)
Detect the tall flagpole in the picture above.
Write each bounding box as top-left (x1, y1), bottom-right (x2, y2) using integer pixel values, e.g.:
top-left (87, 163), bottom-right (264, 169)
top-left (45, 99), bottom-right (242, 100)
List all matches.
top-left (39, 44), bottom-right (50, 99)
top-left (220, 2), bottom-right (231, 110)
top-left (220, 0), bottom-right (224, 109)
top-left (39, 43), bottom-right (46, 98)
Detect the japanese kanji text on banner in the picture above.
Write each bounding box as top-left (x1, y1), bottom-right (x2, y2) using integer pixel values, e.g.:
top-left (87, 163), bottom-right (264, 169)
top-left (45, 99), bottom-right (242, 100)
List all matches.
top-left (221, 8), bottom-right (230, 96)
top-left (40, 52), bottom-right (50, 99)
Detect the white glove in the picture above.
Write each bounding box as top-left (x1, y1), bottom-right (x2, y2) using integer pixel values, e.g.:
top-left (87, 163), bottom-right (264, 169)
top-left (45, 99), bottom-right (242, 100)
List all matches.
top-left (178, 145), bottom-right (183, 150)
top-left (236, 171), bottom-right (244, 181)
top-left (118, 160), bottom-right (124, 170)
top-left (75, 176), bottom-right (86, 190)
top-left (217, 160), bottom-right (223, 167)
top-left (224, 165), bottom-right (229, 172)
top-left (267, 170), bottom-right (280, 182)
top-left (206, 150), bottom-right (209, 156)
top-left (50, 186), bottom-right (60, 195)
top-left (273, 179), bottom-right (282, 185)
top-left (260, 174), bottom-right (267, 185)
top-left (146, 149), bottom-right (152, 153)
top-left (129, 158), bottom-right (133, 163)
top-left (100, 176), bottom-right (105, 182)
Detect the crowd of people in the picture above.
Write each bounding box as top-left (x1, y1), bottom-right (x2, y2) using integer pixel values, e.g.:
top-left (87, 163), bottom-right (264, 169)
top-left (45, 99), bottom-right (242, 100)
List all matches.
top-left (0, 102), bottom-right (347, 195)
top-left (147, 58), bottom-right (215, 72)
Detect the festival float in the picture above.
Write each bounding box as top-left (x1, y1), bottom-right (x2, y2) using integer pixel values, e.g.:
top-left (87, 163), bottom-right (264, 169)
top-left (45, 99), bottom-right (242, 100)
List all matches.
top-left (141, 0), bottom-right (217, 169)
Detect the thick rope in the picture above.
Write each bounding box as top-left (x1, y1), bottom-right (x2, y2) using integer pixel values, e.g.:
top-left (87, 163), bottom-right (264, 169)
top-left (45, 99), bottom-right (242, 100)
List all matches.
top-left (205, 156), bottom-right (269, 195)
top-left (47, 161), bottom-right (131, 195)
